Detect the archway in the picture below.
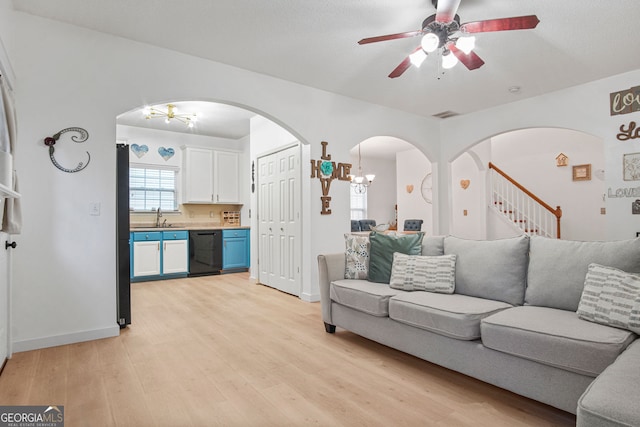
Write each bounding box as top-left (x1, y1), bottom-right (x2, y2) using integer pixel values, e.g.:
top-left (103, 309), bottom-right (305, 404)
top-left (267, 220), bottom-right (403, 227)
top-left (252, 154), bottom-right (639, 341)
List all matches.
top-left (450, 127), bottom-right (604, 241)
top-left (350, 136), bottom-right (433, 233)
top-left (115, 99), bottom-right (308, 323)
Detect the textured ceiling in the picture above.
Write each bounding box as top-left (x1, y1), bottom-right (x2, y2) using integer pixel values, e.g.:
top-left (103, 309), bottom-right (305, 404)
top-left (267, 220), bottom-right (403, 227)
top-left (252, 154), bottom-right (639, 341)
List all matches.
top-left (12, 0), bottom-right (640, 141)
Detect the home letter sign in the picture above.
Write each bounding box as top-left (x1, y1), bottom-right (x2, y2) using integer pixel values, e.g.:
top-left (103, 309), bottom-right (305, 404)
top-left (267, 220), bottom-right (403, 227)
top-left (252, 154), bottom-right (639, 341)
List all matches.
top-left (310, 141), bottom-right (352, 215)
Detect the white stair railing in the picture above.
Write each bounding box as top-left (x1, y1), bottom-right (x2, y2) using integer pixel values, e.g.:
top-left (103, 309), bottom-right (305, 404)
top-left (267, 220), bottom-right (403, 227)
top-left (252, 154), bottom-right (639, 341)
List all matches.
top-left (489, 162), bottom-right (562, 239)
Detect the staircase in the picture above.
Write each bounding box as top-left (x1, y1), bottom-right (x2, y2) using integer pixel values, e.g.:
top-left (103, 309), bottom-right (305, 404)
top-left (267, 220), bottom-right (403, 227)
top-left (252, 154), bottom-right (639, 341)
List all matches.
top-left (489, 162), bottom-right (562, 239)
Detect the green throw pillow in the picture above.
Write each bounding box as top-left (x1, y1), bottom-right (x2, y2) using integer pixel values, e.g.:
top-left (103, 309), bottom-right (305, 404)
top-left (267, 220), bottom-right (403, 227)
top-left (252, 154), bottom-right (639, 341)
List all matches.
top-left (368, 232), bottom-right (424, 284)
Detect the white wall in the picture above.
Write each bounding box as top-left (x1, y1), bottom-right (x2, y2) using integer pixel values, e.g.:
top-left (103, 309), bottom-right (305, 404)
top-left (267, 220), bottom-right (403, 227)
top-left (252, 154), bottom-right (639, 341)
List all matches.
top-left (396, 149), bottom-right (432, 233)
top-left (354, 155), bottom-right (396, 225)
top-left (450, 148), bottom-right (487, 239)
top-left (5, 9), bottom-right (440, 350)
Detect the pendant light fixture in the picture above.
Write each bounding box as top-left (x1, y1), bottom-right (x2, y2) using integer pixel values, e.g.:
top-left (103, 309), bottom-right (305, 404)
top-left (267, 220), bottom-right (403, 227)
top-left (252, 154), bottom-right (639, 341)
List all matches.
top-left (349, 144), bottom-right (375, 194)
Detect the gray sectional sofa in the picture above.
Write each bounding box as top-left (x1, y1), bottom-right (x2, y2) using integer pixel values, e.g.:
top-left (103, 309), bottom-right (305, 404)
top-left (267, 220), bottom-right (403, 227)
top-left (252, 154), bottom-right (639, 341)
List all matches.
top-left (317, 234), bottom-right (640, 425)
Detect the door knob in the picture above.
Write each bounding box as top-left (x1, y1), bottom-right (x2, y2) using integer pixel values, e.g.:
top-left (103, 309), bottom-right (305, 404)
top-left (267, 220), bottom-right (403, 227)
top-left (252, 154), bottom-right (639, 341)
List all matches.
top-left (5, 241), bottom-right (16, 250)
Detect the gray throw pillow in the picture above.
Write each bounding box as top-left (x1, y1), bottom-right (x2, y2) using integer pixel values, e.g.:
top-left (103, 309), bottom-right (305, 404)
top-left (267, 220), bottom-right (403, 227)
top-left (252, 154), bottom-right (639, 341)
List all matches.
top-left (368, 232), bottom-right (424, 284)
top-left (577, 263), bottom-right (640, 334)
top-left (444, 235), bottom-right (529, 305)
top-left (526, 236), bottom-right (640, 311)
top-left (389, 253), bottom-right (456, 293)
top-left (344, 233), bottom-right (369, 279)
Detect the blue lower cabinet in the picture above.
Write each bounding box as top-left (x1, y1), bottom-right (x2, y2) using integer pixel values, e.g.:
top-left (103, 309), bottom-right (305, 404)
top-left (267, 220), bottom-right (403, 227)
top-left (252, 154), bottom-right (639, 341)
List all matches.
top-left (131, 231), bottom-right (189, 281)
top-left (222, 229), bottom-right (250, 272)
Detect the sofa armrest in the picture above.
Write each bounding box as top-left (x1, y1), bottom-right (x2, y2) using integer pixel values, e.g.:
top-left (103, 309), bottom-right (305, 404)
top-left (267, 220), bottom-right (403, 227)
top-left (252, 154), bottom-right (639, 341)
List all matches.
top-left (317, 253), bottom-right (345, 325)
top-left (577, 338), bottom-right (640, 427)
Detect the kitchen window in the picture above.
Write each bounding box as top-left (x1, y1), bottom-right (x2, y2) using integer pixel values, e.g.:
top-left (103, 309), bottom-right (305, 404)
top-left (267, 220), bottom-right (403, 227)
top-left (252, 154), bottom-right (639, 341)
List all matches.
top-left (129, 165), bottom-right (178, 211)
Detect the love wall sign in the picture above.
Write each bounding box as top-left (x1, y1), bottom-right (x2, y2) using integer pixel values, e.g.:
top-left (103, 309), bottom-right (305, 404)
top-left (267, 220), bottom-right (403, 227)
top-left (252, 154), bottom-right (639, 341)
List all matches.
top-left (310, 141), bottom-right (352, 215)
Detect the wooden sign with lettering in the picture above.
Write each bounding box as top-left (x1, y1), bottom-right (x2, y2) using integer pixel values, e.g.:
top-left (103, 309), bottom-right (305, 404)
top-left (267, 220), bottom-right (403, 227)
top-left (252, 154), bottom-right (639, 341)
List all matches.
top-left (610, 86), bottom-right (640, 116)
top-left (310, 141), bottom-right (352, 215)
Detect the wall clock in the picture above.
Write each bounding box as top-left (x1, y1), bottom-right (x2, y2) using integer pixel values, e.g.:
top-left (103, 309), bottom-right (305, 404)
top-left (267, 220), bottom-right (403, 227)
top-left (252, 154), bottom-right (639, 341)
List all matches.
top-left (421, 173), bottom-right (432, 204)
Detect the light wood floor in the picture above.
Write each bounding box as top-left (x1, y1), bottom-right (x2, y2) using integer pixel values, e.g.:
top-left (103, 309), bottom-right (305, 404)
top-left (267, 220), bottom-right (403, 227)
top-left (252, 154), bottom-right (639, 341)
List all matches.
top-left (0, 273), bottom-right (576, 426)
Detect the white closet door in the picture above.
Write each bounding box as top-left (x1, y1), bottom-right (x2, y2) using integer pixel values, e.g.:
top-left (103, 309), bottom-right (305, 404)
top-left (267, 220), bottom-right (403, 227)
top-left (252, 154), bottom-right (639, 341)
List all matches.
top-left (258, 145), bottom-right (301, 296)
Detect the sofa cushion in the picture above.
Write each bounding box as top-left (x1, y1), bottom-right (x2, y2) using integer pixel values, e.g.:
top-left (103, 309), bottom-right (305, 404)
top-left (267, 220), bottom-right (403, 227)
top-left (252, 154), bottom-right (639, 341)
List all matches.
top-left (443, 235), bottom-right (529, 306)
top-left (389, 292), bottom-right (512, 340)
top-left (577, 263), bottom-right (640, 334)
top-left (389, 253), bottom-right (456, 293)
top-left (577, 339), bottom-right (640, 427)
top-left (481, 306), bottom-right (636, 377)
top-left (421, 235), bottom-right (445, 256)
top-left (344, 233), bottom-right (370, 279)
top-left (330, 279), bottom-right (402, 317)
top-left (525, 236), bottom-right (640, 311)
top-left (368, 232), bottom-right (424, 284)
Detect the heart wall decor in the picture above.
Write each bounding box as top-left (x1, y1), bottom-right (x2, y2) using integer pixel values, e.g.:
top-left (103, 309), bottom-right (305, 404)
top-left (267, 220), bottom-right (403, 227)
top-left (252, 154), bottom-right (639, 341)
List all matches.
top-left (460, 179), bottom-right (470, 190)
top-left (130, 143), bottom-right (149, 158)
top-left (406, 184), bottom-right (414, 193)
top-left (158, 147), bottom-right (175, 161)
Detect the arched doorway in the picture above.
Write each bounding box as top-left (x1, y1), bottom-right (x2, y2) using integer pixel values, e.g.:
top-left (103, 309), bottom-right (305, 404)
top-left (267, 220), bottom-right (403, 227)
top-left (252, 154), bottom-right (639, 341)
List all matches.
top-left (450, 127), bottom-right (604, 240)
top-left (350, 136), bottom-right (433, 233)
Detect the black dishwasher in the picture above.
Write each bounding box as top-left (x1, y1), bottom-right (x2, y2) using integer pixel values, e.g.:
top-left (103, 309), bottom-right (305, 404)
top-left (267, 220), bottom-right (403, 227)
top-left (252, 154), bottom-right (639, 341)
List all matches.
top-left (188, 230), bottom-right (223, 276)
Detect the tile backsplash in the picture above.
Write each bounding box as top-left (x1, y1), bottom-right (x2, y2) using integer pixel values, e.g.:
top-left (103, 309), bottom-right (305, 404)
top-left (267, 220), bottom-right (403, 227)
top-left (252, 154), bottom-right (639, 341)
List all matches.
top-left (130, 204), bottom-right (242, 228)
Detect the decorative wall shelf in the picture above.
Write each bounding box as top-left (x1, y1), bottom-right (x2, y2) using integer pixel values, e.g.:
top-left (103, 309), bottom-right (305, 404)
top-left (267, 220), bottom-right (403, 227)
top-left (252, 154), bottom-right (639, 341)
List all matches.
top-left (0, 183), bottom-right (19, 198)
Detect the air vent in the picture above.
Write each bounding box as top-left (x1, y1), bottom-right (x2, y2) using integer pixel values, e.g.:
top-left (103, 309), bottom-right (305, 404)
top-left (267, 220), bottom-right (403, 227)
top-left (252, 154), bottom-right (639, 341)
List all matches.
top-left (432, 111), bottom-right (459, 119)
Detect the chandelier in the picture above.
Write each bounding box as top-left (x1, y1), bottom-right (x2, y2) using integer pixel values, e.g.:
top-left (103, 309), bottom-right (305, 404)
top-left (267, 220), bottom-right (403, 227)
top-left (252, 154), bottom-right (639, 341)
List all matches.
top-left (142, 104), bottom-right (198, 128)
top-left (349, 144), bottom-right (375, 194)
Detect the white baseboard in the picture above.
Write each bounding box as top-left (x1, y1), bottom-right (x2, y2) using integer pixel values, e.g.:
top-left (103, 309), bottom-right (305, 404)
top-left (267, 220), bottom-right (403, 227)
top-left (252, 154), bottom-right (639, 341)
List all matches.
top-left (12, 325), bottom-right (120, 353)
top-left (300, 292), bottom-right (320, 303)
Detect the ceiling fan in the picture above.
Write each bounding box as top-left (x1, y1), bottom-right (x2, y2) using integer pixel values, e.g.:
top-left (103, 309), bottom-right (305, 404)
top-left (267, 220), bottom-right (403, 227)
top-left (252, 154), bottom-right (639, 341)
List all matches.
top-left (358, 0), bottom-right (540, 78)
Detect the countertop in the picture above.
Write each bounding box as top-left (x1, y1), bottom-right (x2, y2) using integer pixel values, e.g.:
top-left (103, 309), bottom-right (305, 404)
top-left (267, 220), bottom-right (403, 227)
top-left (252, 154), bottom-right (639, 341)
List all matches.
top-left (130, 225), bottom-right (250, 232)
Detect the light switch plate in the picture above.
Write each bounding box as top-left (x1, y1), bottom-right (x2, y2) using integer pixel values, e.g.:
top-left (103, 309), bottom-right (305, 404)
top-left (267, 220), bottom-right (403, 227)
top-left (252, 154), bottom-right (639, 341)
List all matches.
top-left (90, 202), bottom-right (101, 216)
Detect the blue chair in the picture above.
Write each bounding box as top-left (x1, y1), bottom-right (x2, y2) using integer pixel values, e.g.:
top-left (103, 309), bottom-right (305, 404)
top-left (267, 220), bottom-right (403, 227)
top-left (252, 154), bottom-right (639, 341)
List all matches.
top-left (350, 220), bottom-right (361, 232)
top-left (403, 219), bottom-right (423, 231)
top-left (359, 219), bottom-right (377, 231)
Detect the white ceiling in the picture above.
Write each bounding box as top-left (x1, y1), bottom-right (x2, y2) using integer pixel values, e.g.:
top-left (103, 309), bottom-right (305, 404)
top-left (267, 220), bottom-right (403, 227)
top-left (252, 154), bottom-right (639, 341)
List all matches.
top-left (117, 101), bottom-right (256, 140)
top-left (12, 0), bottom-right (640, 148)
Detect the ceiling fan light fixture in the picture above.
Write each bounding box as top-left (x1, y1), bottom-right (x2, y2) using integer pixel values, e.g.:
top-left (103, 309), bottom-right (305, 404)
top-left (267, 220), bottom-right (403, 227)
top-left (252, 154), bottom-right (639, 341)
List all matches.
top-left (421, 32), bottom-right (440, 53)
top-left (442, 51), bottom-right (458, 69)
top-left (455, 36), bottom-right (475, 54)
top-left (409, 49), bottom-right (427, 67)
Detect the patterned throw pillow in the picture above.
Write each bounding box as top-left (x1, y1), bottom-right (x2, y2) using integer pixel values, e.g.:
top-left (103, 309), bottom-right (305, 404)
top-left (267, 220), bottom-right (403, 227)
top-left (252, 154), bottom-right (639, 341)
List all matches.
top-left (344, 233), bottom-right (370, 279)
top-left (577, 263), bottom-right (640, 334)
top-left (389, 253), bottom-right (457, 293)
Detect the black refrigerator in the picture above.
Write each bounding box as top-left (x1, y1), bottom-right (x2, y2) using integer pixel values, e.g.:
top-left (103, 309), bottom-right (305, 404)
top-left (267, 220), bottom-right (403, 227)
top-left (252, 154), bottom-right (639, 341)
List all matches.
top-left (116, 143), bottom-right (131, 327)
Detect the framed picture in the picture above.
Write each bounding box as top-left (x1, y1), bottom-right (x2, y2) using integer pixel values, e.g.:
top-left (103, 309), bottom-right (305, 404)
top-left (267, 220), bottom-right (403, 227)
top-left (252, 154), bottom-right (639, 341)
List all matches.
top-left (623, 152), bottom-right (640, 181)
top-left (572, 164), bottom-right (591, 181)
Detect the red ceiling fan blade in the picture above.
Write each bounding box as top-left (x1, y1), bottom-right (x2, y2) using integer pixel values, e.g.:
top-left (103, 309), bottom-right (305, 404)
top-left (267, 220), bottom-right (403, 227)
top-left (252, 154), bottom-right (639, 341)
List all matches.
top-left (448, 44), bottom-right (485, 70)
top-left (435, 0), bottom-right (462, 23)
top-left (388, 47), bottom-right (422, 78)
top-left (358, 30), bottom-right (424, 45)
top-left (460, 15), bottom-right (540, 33)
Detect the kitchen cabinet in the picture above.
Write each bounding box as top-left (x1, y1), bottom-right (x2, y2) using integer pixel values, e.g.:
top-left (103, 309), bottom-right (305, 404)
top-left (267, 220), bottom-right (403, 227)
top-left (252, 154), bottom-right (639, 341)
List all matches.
top-left (182, 147), bottom-right (240, 204)
top-left (222, 229), bottom-right (250, 272)
top-left (131, 231), bottom-right (189, 280)
top-left (162, 231), bottom-right (189, 274)
top-left (132, 232), bottom-right (162, 278)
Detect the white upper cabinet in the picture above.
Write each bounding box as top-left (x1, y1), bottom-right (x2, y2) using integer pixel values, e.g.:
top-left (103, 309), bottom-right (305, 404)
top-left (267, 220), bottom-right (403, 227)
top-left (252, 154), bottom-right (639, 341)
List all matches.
top-left (213, 150), bottom-right (240, 204)
top-left (182, 146), bottom-right (241, 204)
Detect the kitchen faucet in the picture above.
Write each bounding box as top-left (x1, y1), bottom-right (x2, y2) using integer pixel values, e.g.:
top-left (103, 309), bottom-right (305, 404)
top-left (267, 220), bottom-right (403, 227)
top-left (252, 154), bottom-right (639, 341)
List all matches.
top-left (155, 207), bottom-right (162, 227)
